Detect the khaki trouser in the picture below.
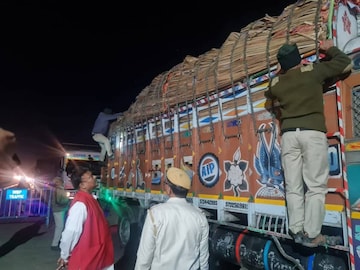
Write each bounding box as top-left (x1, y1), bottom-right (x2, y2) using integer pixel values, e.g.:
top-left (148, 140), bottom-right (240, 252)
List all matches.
top-left (51, 209), bottom-right (67, 246)
top-left (281, 129), bottom-right (329, 238)
top-left (92, 133), bottom-right (112, 162)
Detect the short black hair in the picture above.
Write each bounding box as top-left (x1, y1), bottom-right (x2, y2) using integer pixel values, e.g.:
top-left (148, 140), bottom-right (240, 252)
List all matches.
top-left (166, 179), bottom-right (188, 198)
top-left (70, 167), bottom-right (91, 189)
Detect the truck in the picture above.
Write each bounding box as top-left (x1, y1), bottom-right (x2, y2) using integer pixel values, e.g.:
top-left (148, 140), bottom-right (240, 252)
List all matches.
top-left (58, 143), bottom-right (103, 197)
top-left (34, 143), bottom-right (103, 197)
top-left (98, 1), bottom-right (360, 269)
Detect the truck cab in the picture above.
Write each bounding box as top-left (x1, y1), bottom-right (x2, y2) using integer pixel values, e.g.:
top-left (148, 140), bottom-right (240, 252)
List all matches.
top-left (59, 144), bottom-right (103, 198)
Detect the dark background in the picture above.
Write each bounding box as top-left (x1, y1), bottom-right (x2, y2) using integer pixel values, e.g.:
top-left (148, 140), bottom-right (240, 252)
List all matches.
top-left (0, 0), bottom-right (296, 169)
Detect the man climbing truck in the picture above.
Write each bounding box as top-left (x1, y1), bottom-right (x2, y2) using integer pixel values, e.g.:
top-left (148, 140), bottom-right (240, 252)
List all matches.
top-left (98, 1), bottom-right (360, 269)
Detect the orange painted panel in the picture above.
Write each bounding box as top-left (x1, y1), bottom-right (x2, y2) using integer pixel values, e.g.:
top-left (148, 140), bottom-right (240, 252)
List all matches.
top-left (323, 92), bottom-right (339, 134)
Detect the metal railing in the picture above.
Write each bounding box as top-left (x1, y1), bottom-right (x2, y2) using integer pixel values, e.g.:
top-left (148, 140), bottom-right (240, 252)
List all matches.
top-left (0, 185), bottom-right (52, 227)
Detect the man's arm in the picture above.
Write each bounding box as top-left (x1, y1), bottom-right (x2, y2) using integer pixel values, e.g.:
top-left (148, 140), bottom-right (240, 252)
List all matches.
top-left (0, 128), bottom-right (16, 153)
top-left (59, 202), bottom-right (87, 261)
top-left (134, 210), bottom-right (156, 270)
top-left (199, 217), bottom-right (210, 270)
top-left (103, 112), bottom-right (123, 121)
top-left (0, 128), bottom-right (19, 169)
top-left (317, 39), bottom-right (353, 79)
top-left (263, 79), bottom-right (282, 119)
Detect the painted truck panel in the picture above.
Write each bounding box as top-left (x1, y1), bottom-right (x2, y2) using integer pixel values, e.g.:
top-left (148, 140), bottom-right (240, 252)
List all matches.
top-left (101, 1), bottom-right (360, 269)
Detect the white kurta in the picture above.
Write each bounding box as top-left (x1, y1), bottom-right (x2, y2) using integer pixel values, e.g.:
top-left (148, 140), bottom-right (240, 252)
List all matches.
top-left (59, 201), bottom-right (114, 270)
top-left (135, 197), bottom-right (209, 270)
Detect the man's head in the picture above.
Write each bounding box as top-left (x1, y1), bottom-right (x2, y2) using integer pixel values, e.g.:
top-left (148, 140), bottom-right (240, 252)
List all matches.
top-left (70, 167), bottom-right (96, 193)
top-left (165, 167), bottom-right (191, 198)
top-left (79, 169), bottom-right (97, 193)
top-left (53, 176), bottom-right (64, 187)
top-left (277, 43), bottom-right (302, 71)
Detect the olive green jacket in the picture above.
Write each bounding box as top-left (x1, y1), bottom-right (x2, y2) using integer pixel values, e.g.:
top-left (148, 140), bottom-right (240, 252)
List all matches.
top-left (265, 46), bottom-right (353, 133)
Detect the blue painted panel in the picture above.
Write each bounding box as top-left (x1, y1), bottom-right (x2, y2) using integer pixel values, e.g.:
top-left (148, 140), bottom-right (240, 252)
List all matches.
top-left (347, 164), bottom-right (360, 207)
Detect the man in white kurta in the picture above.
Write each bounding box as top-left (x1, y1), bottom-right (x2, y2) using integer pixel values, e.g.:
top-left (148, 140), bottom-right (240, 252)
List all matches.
top-left (57, 170), bottom-right (114, 270)
top-left (135, 167), bottom-right (209, 270)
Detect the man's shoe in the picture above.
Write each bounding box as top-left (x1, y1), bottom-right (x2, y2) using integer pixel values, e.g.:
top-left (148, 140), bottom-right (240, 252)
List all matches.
top-left (301, 233), bottom-right (326, 248)
top-left (288, 229), bottom-right (304, 244)
top-left (302, 233), bottom-right (343, 248)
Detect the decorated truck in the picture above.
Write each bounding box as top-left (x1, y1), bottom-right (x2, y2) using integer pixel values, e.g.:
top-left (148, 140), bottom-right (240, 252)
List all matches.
top-left (99, 1), bottom-right (360, 269)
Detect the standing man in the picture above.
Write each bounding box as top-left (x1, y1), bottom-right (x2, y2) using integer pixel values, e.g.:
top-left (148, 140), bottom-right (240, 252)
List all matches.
top-left (92, 108), bottom-right (123, 162)
top-left (50, 176), bottom-right (69, 251)
top-left (264, 40), bottom-right (353, 247)
top-left (135, 167), bottom-right (209, 270)
top-left (57, 168), bottom-right (114, 270)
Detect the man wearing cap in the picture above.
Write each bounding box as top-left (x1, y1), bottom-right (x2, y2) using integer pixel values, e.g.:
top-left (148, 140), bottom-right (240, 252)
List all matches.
top-left (134, 167), bottom-right (209, 270)
top-left (264, 40), bottom-right (353, 247)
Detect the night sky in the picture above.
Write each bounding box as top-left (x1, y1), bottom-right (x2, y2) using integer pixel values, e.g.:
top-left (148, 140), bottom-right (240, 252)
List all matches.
top-left (0, 1), bottom-right (296, 169)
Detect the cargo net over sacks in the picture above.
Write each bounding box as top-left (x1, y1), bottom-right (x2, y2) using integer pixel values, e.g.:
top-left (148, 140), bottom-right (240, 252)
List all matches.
top-left (123, 0), bottom-right (329, 123)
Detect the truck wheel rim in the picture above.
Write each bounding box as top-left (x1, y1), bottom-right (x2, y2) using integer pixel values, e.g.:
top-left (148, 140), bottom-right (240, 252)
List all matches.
top-left (118, 218), bottom-right (130, 246)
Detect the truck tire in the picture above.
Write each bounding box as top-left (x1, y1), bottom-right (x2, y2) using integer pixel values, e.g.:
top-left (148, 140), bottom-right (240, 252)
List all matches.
top-left (118, 216), bottom-right (131, 247)
top-left (116, 222), bottom-right (142, 269)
